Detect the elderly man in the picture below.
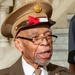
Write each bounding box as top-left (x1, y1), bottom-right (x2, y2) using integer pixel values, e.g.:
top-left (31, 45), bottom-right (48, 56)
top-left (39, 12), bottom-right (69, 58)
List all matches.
top-left (0, 0), bottom-right (74, 75)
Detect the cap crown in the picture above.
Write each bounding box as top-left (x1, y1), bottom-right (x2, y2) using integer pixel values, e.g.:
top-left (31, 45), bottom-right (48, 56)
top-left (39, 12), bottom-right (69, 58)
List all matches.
top-left (1, 0), bottom-right (54, 38)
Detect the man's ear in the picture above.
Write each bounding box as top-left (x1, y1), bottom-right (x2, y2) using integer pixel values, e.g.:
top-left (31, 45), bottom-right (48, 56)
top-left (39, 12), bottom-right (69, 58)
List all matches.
top-left (13, 38), bottom-right (23, 52)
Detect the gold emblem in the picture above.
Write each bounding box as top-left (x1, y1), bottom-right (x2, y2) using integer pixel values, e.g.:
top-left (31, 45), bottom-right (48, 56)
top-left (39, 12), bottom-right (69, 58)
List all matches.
top-left (15, 26), bottom-right (18, 30)
top-left (34, 4), bottom-right (42, 13)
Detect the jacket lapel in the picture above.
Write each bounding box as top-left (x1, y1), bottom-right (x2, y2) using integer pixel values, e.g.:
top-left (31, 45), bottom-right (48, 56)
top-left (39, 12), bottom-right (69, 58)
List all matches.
top-left (10, 57), bottom-right (25, 75)
top-left (47, 63), bottom-right (60, 75)
top-left (47, 63), bottom-right (72, 75)
top-left (9, 58), bottom-right (72, 75)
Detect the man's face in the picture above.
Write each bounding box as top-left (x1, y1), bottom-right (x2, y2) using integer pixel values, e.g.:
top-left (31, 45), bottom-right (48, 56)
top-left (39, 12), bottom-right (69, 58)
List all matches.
top-left (14, 24), bottom-right (53, 68)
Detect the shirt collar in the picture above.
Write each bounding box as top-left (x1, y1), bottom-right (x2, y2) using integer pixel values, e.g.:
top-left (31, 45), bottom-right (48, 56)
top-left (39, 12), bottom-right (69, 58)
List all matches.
top-left (41, 67), bottom-right (48, 75)
top-left (22, 57), bottom-right (35, 75)
top-left (22, 57), bottom-right (48, 75)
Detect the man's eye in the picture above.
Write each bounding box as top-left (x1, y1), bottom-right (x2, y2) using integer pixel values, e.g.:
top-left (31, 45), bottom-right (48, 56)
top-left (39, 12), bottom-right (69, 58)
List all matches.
top-left (32, 36), bottom-right (39, 39)
top-left (33, 36), bottom-right (39, 41)
top-left (47, 35), bottom-right (52, 39)
top-left (34, 38), bottom-right (39, 41)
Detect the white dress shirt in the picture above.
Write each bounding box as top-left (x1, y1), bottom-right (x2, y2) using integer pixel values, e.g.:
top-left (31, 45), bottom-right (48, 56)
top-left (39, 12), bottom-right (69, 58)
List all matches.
top-left (22, 57), bottom-right (48, 75)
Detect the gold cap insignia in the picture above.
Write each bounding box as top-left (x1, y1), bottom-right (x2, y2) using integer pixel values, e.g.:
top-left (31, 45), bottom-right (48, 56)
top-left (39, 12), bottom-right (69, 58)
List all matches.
top-left (34, 4), bottom-right (42, 13)
top-left (15, 26), bottom-right (18, 30)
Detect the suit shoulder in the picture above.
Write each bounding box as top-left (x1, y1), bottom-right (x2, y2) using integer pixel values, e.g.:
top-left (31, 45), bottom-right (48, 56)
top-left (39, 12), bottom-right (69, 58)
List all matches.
top-left (0, 68), bottom-right (9, 75)
top-left (48, 63), bottom-right (74, 75)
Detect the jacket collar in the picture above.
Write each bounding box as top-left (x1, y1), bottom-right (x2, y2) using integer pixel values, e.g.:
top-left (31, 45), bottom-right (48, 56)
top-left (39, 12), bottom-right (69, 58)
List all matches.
top-left (9, 57), bottom-right (65, 75)
top-left (10, 57), bottom-right (24, 75)
top-left (9, 57), bottom-right (57, 75)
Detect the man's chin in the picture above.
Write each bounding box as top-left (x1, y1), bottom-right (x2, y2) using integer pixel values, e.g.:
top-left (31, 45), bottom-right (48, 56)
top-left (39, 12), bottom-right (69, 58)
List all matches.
top-left (35, 58), bottom-right (50, 66)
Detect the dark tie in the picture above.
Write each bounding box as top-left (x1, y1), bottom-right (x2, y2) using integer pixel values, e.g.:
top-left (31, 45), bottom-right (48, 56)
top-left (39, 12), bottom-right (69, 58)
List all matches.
top-left (35, 68), bottom-right (41, 75)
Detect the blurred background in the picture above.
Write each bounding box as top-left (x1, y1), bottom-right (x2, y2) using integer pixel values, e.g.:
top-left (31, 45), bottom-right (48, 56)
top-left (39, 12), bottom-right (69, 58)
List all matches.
top-left (0, 0), bottom-right (75, 69)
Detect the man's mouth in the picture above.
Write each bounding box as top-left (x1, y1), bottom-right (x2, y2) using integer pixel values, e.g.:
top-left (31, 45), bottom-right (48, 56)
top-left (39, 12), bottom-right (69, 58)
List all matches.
top-left (38, 50), bottom-right (52, 59)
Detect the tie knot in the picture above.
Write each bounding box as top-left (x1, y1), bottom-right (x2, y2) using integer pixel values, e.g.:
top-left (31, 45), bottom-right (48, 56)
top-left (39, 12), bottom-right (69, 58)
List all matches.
top-left (35, 68), bottom-right (41, 75)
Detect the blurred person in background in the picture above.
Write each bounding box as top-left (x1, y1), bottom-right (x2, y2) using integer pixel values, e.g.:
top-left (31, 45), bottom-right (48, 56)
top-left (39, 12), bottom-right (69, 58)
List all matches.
top-left (68, 15), bottom-right (75, 74)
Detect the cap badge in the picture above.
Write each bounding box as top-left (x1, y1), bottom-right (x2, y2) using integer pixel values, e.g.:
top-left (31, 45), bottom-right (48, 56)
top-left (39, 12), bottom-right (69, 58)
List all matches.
top-left (34, 4), bottom-right (42, 13)
top-left (28, 16), bottom-right (39, 25)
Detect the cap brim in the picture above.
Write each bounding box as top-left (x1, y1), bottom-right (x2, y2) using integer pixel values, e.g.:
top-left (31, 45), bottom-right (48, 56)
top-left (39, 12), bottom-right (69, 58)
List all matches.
top-left (49, 19), bottom-right (56, 26)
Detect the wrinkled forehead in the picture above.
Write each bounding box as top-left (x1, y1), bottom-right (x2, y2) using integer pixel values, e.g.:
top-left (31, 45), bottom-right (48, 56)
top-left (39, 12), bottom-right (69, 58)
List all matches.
top-left (29, 27), bottom-right (52, 35)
